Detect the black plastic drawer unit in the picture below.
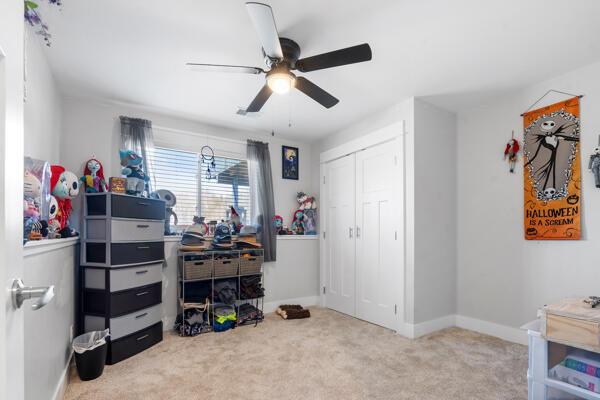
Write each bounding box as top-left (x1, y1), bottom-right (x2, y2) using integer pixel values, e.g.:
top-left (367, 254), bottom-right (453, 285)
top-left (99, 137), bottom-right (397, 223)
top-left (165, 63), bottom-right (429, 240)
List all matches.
top-left (107, 322), bottom-right (163, 365)
top-left (81, 192), bottom-right (165, 365)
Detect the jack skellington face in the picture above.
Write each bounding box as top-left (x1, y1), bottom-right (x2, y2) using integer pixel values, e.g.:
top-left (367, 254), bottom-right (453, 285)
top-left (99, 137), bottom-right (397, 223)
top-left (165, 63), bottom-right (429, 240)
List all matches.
top-left (524, 111), bottom-right (580, 201)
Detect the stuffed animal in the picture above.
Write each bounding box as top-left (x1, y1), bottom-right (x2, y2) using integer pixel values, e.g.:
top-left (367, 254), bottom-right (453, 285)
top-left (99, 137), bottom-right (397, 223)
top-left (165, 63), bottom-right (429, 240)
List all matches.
top-left (291, 209), bottom-right (305, 235)
top-left (296, 192), bottom-right (317, 210)
top-left (47, 195), bottom-right (61, 239)
top-left (273, 215), bottom-right (284, 234)
top-left (80, 158), bottom-right (108, 193)
top-left (50, 165), bottom-right (80, 233)
top-left (151, 189), bottom-right (178, 235)
top-left (23, 170), bottom-right (43, 241)
top-left (589, 147), bottom-right (600, 188)
top-left (229, 206), bottom-right (242, 234)
top-left (503, 136), bottom-right (520, 173)
top-left (119, 149), bottom-right (149, 196)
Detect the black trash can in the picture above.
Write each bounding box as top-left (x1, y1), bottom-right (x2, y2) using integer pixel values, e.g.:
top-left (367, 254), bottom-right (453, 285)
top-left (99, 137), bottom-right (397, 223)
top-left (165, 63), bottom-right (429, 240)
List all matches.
top-left (73, 330), bottom-right (109, 381)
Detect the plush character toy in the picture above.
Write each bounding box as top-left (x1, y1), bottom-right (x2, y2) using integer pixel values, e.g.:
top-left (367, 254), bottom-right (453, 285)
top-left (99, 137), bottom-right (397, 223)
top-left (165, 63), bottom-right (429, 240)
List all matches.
top-left (229, 206), bottom-right (243, 234)
top-left (47, 195), bottom-right (61, 239)
top-left (50, 165), bottom-right (80, 236)
top-left (589, 147), bottom-right (600, 188)
top-left (23, 170), bottom-right (43, 241)
top-left (120, 149), bottom-right (149, 196)
top-left (291, 209), bottom-right (305, 235)
top-left (80, 158), bottom-right (108, 193)
top-left (297, 192), bottom-right (317, 210)
top-left (273, 215), bottom-right (284, 234)
top-left (504, 136), bottom-right (520, 173)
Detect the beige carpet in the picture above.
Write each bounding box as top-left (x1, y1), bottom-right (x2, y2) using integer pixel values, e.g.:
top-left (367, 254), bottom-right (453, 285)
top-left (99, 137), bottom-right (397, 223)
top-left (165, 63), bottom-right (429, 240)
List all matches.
top-left (64, 308), bottom-right (527, 400)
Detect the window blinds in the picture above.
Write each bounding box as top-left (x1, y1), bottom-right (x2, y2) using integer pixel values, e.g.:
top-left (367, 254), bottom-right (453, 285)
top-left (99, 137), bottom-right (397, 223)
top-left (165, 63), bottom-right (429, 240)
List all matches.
top-left (149, 146), bottom-right (251, 226)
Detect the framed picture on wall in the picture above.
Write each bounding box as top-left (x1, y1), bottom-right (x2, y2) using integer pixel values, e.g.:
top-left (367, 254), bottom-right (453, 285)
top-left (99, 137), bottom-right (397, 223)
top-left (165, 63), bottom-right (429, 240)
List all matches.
top-left (282, 145), bottom-right (299, 180)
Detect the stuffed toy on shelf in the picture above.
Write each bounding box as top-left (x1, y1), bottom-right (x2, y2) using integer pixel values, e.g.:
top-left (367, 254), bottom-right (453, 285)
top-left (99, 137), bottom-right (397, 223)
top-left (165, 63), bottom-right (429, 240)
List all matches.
top-left (119, 149), bottom-right (149, 196)
top-left (296, 192), bottom-right (317, 210)
top-left (291, 209), bottom-right (306, 235)
top-left (50, 165), bottom-right (80, 238)
top-left (80, 158), bottom-right (108, 193)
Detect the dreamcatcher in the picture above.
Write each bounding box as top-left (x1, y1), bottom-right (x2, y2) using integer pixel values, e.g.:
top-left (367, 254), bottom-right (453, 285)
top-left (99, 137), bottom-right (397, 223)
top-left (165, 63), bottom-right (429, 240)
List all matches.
top-left (201, 145), bottom-right (217, 180)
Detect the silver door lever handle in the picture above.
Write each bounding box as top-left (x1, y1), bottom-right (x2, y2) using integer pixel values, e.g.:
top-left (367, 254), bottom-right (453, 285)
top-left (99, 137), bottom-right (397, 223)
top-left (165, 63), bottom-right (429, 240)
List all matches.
top-left (11, 279), bottom-right (55, 311)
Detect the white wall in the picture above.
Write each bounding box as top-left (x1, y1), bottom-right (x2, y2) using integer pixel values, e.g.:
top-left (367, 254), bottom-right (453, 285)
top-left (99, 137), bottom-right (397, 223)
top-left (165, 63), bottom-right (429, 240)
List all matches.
top-left (24, 31), bottom-right (62, 164)
top-left (456, 60), bottom-right (600, 333)
top-left (412, 98), bottom-right (457, 323)
top-left (61, 97), bottom-right (314, 231)
top-left (23, 241), bottom-right (77, 400)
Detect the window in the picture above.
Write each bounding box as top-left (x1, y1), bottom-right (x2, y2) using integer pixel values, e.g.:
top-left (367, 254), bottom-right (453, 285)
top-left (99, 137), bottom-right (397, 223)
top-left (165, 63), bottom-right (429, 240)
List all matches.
top-left (150, 146), bottom-right (251, 227)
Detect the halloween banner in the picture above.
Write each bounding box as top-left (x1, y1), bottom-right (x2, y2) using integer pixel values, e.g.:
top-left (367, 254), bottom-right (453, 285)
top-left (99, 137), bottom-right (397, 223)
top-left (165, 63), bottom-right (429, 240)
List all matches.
top-left (523, 97), bottom-right (581, 240)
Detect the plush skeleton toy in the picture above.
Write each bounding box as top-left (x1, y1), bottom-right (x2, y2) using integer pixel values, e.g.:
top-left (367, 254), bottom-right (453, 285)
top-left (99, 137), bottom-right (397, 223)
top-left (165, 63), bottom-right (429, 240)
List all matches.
top-left (504, 135), bottom-right (521, 173)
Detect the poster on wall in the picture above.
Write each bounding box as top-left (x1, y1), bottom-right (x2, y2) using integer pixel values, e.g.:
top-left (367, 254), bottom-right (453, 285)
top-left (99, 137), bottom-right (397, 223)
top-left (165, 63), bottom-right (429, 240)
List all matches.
top-left (282, 145), bottom-right (299, 180)
top-left (523, 97), bottom-right (581, 240)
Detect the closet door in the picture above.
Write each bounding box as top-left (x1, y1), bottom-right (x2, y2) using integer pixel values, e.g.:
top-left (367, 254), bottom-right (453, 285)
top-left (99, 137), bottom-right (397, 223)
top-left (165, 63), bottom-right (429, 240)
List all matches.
top-left (324, 153), bottom-right (356, 316)
top-left (355, 139), bottom-right (402, 330)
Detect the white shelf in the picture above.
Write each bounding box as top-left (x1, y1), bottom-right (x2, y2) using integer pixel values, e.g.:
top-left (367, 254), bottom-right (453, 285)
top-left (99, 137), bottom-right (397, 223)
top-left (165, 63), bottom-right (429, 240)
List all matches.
top-left (276, 235), bottom-right (318, 241)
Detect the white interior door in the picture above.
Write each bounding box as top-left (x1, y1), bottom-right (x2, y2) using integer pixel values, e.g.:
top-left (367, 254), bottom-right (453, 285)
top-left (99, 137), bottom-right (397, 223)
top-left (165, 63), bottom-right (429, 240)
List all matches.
top-left (323, 153), bottom-right (356, 316)
top-left (0, 33), bottom-right (26, 400)
top-left (355, 139), bottom-right (403, 330)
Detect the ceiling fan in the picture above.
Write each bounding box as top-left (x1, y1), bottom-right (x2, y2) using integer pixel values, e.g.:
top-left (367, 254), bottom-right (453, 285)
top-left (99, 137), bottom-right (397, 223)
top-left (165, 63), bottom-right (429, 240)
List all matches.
top-left (186, 2), bottom-right (372, 113)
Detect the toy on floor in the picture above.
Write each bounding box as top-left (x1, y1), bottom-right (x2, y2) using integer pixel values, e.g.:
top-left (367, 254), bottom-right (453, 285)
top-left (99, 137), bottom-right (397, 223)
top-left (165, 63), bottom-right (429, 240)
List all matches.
top-left (119, 149), bottom-right (149, 196)
top-left (503, 133), bottom-right (520, 173)
top-left (276, 304), bottom-right (311, 320)
top-left (50, 165), bottom-right (80, 237)
top-left (80, 158), bottom-right (108, 193)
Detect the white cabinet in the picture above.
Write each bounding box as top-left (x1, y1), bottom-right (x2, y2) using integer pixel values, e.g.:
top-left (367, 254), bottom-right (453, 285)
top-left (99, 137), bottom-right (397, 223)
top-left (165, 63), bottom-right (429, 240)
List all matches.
top-left (527, 321), bottom-right (600, 400)
top-left (321, 136), bottom-right (403, 331)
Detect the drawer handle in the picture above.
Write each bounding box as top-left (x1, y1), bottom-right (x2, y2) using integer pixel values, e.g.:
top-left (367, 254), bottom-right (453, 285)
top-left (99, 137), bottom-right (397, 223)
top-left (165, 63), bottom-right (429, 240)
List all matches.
top-left (137, 224), bottom-right (150, 228)
top-left (135, 312), bottom-right (148, 319)
top-left (137, 246), bottom-right (150, 250)
top-left (137, 202), bottom-right (150, 206)
top-left (136, 291), bottom-right (149, 297)
top-left (136, 270), bottom-right (148, 275)
top-left (136, 334), bottom-right (150, 341)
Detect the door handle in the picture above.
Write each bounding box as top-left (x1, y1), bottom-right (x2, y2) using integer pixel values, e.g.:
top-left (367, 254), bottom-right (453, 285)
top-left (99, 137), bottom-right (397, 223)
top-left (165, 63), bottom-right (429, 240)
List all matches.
top-left (349, 227), bottom-right (353, 238)
top-left (356, 226), bottom-right (361, 238)
top-left (11, 279), bottom-right (55, 311)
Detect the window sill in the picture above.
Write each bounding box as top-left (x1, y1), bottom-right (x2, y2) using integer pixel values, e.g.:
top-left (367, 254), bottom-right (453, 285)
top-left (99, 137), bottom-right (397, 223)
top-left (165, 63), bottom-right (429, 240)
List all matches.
top-left (277, 235), bottom-right (319, 240)
top-left (23, 237), bottom-right (80, 257)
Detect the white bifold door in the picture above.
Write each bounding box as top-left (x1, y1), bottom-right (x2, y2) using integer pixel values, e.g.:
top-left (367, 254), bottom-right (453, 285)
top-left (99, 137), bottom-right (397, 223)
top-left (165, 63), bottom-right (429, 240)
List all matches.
top-left (323, 138), bottom-right (403, 331)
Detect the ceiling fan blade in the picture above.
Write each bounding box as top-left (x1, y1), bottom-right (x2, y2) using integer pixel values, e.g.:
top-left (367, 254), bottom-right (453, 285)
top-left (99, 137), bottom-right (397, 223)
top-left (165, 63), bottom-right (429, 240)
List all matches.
top-left (295, 77), bottom-right (339, 108)
top-left (246, 84), bottom-right (273, 112)
top-left (245, 2), bottom-right (284, 60)
top-left (295, 43), bottom-right (372, 72)
top-left (186, 63), bottom-right (264, 74)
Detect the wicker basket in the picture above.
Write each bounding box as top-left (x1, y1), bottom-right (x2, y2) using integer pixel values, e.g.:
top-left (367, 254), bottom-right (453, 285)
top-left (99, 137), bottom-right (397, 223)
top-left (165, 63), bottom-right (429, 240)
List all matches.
top-left (213, 258), bottom-right (239, 277)
top-left (183, 259), bottom-right (213, 280)
top-left (240, 256), bottom-right (263, 275)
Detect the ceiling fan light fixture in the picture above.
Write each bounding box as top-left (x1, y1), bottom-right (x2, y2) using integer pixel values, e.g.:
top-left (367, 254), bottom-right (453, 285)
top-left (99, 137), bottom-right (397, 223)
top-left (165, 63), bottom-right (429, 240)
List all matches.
top-left (267, 71), bottom-right (296, 94)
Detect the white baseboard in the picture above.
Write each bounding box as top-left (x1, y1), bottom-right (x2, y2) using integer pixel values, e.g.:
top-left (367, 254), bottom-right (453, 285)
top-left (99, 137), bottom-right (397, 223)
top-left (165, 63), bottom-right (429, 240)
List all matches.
top-left (396, 314), bottom-right (527, 345)
top-left (455, 315), bottom-right (528, 346)
top-left (263, 295), bottom-right (320, 314)
top-left (52, 353), bottom-right (72, 400)
top-left (411, 315), bottom-right (456, 338)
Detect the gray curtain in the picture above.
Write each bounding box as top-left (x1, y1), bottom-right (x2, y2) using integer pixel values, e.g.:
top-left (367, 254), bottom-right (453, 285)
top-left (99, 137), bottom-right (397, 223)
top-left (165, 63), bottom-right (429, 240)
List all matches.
top-left (119, 116), bottom-right (155, 194)
top-left (247, 140), bottom-right (276, 262)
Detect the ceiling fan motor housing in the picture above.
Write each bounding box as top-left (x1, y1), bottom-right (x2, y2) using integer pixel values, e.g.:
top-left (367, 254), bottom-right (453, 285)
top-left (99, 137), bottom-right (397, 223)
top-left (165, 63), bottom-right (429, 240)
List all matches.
top-left (264, 37), bottom-right (301, 69)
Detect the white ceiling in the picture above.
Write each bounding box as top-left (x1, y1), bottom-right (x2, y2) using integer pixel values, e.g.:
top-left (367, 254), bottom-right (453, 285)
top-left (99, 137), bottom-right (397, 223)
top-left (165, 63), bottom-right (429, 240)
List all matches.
top-left (38, 0), bottom-right (600, 141)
